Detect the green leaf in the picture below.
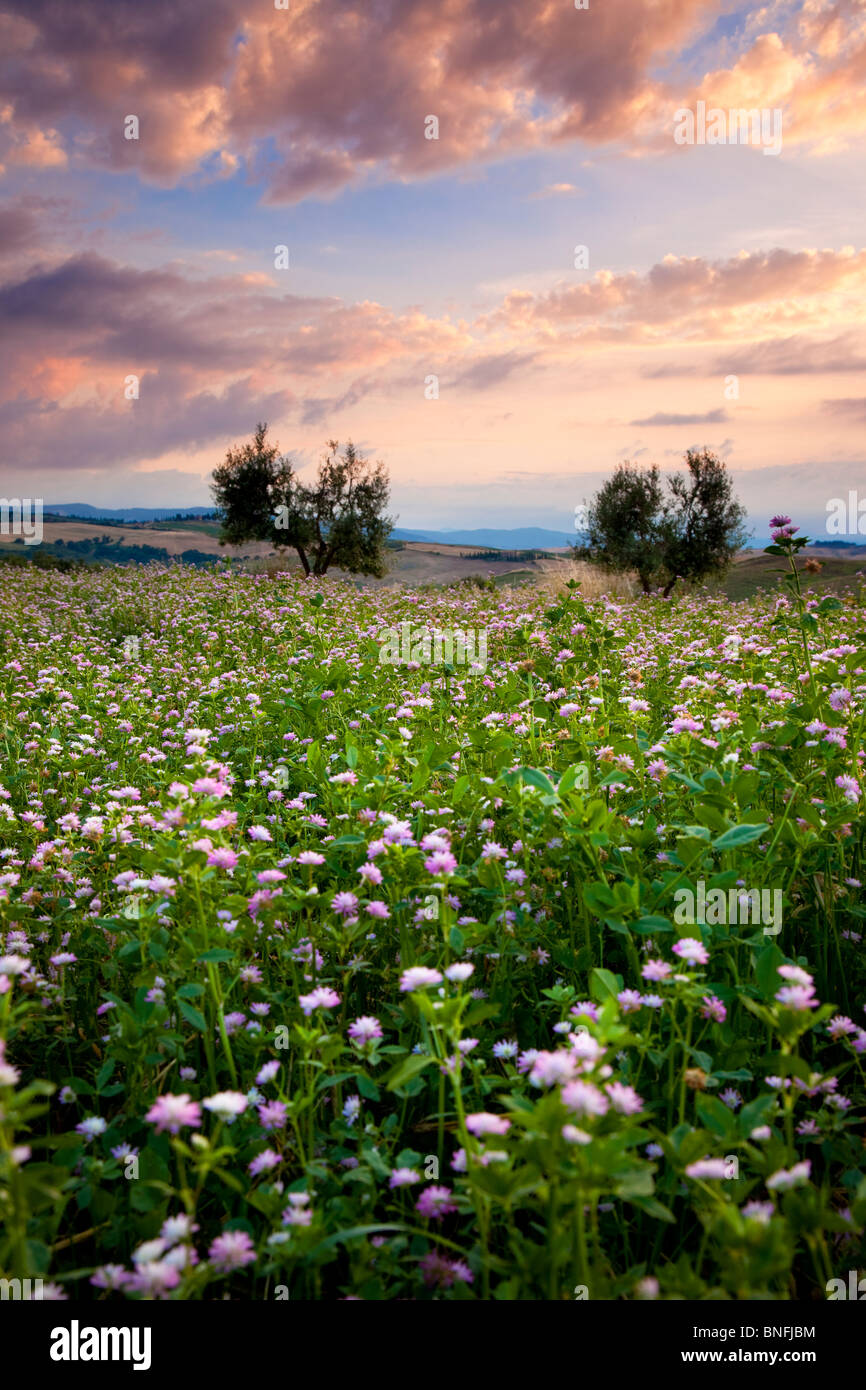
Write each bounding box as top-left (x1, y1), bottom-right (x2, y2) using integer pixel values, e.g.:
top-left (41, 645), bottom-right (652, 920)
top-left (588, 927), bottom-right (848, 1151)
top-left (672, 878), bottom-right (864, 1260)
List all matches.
top-left (517, 767), bottom-right (557, 797)
top-left (633, 914), bottom-right (674, 935)
top-left (449, 925), bottom-right (465, 953)
top-left (557, 764), bottom-right (586, 796)
top-left (624, 1194), bottom-right (675, 1223)
top-left (755, 942), bottom-right (786, 1001)
top-left (315, 1072), bottom-right (358, 1092)
top-left (739, 996), bottom-right (776, 1027)
top-left (713, 823), bottom-right (769, 850)
top-left (308, 1224), bottom-right (406, 1258)
top-left (355, 1073), bottom-right (380, 1102)
top-left (361, 1144), bottom-right (390, 1180)
top-left (738, 1094), bottom-right (776, 1136)
top-left (590, 967), bottom-right (621, 1004)
top-left (695, 1093), bottom-right (736, 1138)
top-left (452, 775), bottom-right (471, 802)
top-left (383, 1054), bottom-right (435, 1092)
top-left (178, 1000), bottom-right (206, 1032)
top-left (176, 983), bottom-right (205, 999)
top-left (197, 949), bottom-right (233, 964)
top-left (678, 825), bottom-right (712, 842)
top-left (96, 1058), bottom-right (116, 1092)
top-left (583, 882), bottom-right (615, 914)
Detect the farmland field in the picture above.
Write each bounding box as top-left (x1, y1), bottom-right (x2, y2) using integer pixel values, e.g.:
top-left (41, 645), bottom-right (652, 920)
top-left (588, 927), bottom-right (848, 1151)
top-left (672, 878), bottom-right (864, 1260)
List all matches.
top-left (1, 555), bottom-right (864, 1302)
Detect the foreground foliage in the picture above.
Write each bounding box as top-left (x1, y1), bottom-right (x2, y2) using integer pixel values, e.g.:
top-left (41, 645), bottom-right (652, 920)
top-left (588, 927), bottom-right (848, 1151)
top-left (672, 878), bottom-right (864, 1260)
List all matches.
top-left (0, 539), bottom-right (864, 1300)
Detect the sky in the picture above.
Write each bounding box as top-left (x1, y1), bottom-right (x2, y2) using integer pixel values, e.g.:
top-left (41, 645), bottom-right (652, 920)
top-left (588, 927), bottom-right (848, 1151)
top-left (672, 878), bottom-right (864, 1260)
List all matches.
top-left (0, 0), bottom-right (864, 539)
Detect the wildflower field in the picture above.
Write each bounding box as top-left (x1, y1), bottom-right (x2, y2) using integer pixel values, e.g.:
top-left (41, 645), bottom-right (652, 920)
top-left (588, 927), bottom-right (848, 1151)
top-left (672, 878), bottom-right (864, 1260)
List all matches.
top-left (1, 533), bottom-right (865, 1302)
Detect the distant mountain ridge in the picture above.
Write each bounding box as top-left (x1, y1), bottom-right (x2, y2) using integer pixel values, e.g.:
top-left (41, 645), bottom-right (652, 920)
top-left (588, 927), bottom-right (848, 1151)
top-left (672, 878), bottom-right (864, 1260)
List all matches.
top-left (47, 509), bottom-right (577, 548)
top-left (391, 526), bottom-right (575, 548)
top-left (48, 509), bottom-right (840, 553)
top-left (47, 504), bottom-right (218, 522)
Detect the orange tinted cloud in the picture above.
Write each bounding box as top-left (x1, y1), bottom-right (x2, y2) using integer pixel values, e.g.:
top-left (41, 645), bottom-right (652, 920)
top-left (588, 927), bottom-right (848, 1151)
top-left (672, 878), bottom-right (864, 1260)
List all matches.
top-left (1, 1), bottom-right (862, 196)
top-left (2, 240), bottom-right (863, 472)
top-left (484, 247), bottom-right (866, 344)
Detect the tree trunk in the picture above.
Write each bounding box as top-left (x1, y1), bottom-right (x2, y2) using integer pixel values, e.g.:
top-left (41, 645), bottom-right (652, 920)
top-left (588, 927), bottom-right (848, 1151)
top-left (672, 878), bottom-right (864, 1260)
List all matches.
top-left (294, 545), bottom-right (311, 576)
top-left (314, 545), bottom-right (336, 577)
top-left (662, 577), bottom-right (677, 598)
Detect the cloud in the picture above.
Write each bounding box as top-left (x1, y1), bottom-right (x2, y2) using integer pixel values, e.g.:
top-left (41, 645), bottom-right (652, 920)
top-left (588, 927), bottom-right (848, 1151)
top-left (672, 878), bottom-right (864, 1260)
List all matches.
top-left (2, 0), bottom-right (861, 201)
top-left (299, 375), bottom-right (386, 427)
top-left (528, 183), bottom-right (581, 199)
top-left (643, 332), bottom-right (866, 378)
top-left (0, 373), bottom-right (294, 470)
top-left (0, 249), bottom-right (468, 466)
top-left (484, 247), bottom-right (866, 344)
top-left (447, 351), bottom-right (537, 391)
top-left (0, 251), bottom-right (468, 386)
top-left (2, 123), bottom-right (67, 168)
top-left (666, 6), bottom-right (866, 159)
top-left (822, 396), bottom-right (866, 422)
top-left (629, 408), bottom-right (730, 426)
top-left (0, 199), bottom-right (40, 255)
top-left (3, 237), bottom-right (865, 481)
top-left (714, 334), bottom-right (866, 375)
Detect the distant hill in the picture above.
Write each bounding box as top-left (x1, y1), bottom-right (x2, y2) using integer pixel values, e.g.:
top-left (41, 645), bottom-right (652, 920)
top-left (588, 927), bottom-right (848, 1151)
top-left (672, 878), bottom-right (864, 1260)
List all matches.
top-left (46, 511), bottom-right (572, 547)
top-left (392, 526), bottom-right (574, 549)
top-left (807, 539), bottom-right (866, 552)
top-left (746, 536), bottom-right (866, 553)
top-left (48, 504), bottom-right (218, 522)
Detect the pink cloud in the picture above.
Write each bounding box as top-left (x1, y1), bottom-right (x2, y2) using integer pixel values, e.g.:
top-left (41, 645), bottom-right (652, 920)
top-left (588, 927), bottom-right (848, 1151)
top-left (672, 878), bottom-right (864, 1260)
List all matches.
top-left (2, 238), bottom-right (863, 475)
top-left (484, 247), bottom-right (866, 341)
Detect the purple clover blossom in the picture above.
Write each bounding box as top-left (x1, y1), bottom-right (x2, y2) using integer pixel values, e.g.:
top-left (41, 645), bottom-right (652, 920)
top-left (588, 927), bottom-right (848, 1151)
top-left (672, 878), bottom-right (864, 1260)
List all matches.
top-left (415, 1185), bottom-right (458, 1220)
top-left (208, 1230), bottom-right (256, 1272)
top-left (617, 988), bottom-right (643, 1013)
top-left (424, 850), bottom-right (458, 876)
top-left (399, 966), bottom-right (443, 992)
top-left (145, 1094), bottom-right (201, 1135)
top-left (298, 986), bottom-right (341, 1015)
top-left (389, 1167), bottom-right (421, 1188)
top-left (257, 1100), bottom-right (288, 1131)
top-left (835, 775), bottom-right (861, 804)
top-left (685, 1158), bottom-right (729, 1180)
top-left (348, 1015), bottom-right (383, 1044)
top-left (672, 937), bottom-right (709, 965)
top-left (701, 995), bottom-right (727, 1023)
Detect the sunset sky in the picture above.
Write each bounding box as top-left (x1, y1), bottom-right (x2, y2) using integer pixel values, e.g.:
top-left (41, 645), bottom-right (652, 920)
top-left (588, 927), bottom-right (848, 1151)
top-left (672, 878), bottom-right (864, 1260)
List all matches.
top-left (0, 0), bottom-right (864, 536)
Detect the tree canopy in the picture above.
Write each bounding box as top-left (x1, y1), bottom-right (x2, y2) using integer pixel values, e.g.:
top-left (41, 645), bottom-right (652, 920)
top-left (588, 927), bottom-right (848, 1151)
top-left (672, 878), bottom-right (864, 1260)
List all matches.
top-left (211, 425), bottom-right (393, 578)
top-left (577, 449), bottom-right (747, 596)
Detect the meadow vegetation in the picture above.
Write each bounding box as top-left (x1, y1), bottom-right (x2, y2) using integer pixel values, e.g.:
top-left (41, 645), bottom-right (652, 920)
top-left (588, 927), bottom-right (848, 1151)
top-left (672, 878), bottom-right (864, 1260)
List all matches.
top-left (0, 520), bottom-right (864, 1300)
